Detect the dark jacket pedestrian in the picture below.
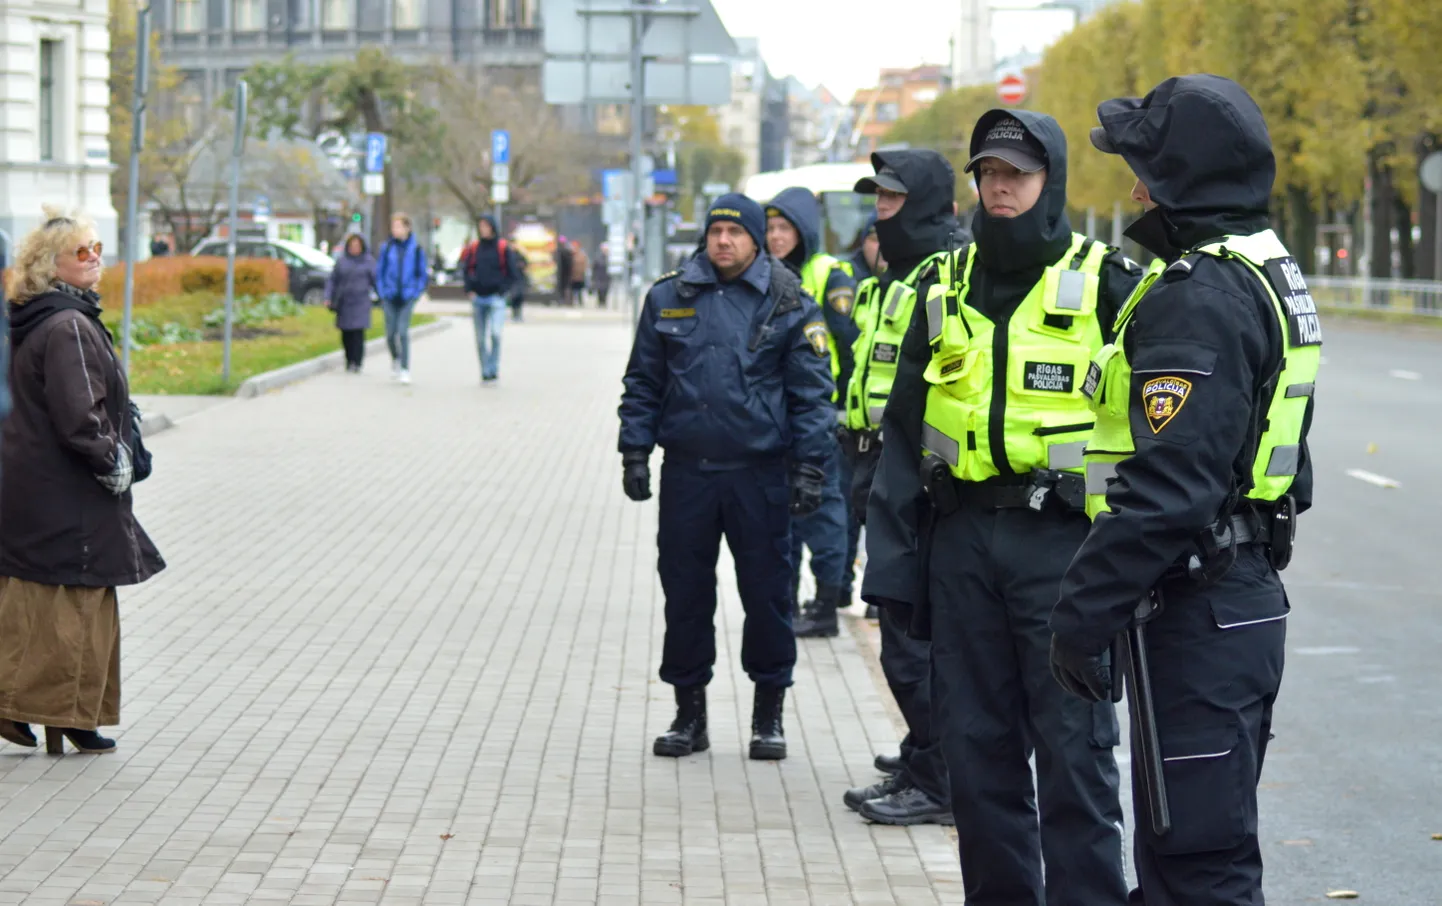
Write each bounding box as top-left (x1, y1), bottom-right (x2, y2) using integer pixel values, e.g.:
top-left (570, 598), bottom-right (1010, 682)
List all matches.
top-left (326, 234), bottom-right (376, 371)
top-left (591, 251), bottom-right (612, 307)
top-left (555, 238), bottom-right (575, 304)
top-left (461, 216), bottom-right (522, 299)
top-left (0, 209), bottom-right (164, 756)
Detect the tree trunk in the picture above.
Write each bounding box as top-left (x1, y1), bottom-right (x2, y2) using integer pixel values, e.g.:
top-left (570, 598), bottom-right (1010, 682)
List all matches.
top-left (1395, 194), bottom-right (1415, 278)
top-left (1286, 185), bottom-right (1318, 273)
top-left (1418, 133), bottom-right (1441, 280)
top-left (1368, 153), bottom-right (1394, 280)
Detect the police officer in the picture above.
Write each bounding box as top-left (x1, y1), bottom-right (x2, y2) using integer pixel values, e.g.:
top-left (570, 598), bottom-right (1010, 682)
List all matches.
top-left (764, 188), bottom-right (861, 637)
top-left (863, 112), bottom-right (1141, 902)
top-left (840, 150), bottom-right (962, 826)
top-left (847, 212), bottom-right (883, 283)
top-left (619, 194), bottom-right (835, 761)
top-left (1050, 75), bottom-right (1318, 906)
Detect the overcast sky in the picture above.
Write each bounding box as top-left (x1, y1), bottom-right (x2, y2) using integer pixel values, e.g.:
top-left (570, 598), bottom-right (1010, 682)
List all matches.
top-left (710, 0), bottom-right (1077, 101)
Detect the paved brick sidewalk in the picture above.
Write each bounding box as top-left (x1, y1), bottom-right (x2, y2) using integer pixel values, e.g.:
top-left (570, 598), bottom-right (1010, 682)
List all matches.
top-left (0, 312), bottom-right (964, 906)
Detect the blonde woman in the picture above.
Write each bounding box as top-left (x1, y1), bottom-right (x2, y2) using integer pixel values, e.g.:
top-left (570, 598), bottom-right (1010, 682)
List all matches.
top-left (0, 209), bottom-right (164, 755)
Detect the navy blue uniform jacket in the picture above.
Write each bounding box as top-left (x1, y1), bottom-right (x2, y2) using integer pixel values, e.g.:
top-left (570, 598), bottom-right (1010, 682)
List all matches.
top-left (618, 251), bottom-right (835, 469)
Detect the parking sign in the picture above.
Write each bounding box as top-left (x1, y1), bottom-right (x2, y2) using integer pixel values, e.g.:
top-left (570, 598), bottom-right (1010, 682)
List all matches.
top-left (491, 129), bottom-right (510, 165)
top-left (364, 133), bottom-right (387, 173)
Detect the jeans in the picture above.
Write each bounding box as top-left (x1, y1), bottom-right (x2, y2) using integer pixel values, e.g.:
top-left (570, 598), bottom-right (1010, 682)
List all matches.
top-left (381, 297), bottom-right (417, 368)
top-left (472, 294), bottom-right (507, 379)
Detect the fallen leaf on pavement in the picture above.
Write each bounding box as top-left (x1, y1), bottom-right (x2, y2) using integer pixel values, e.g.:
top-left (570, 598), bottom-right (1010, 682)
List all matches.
top-left (1326, 892), bottom-right (1359, 899)
top-left (1432, 833), bottom-right (1442, 841)
top-left (1281, 839), bottom-right (1313, 846)
top-left (440, 833), bottom-right (454, 840)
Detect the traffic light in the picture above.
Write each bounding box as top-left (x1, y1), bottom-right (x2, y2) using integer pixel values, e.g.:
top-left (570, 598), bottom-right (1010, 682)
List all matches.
top-left (351, 212), bottom-right (363, 224)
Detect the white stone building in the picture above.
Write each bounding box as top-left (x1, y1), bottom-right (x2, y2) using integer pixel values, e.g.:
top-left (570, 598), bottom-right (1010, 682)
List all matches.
top-left (0, 0), bottom-right (116, 260)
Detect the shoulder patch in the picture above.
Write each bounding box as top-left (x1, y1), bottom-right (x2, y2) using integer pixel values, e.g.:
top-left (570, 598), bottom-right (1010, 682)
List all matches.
top-left (803, 320), bottom-right (830, 358)
top-left (1141, 376), bottom-right (1192, 433)
top-left (826, 286), bottom-right (854, 316)
top-left (659, 307), bottom-right (696, 319)
top-left (1121, 256), bottom-right (1142, 273)
top-left (1164, 254), bottom-right (1204, 282)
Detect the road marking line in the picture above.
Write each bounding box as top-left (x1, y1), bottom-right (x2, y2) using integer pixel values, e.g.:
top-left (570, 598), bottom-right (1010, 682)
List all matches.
top-left (1346, 468), bottom-right (1400, 488)
top-left (1389, 368), bottom-right (1421, 380)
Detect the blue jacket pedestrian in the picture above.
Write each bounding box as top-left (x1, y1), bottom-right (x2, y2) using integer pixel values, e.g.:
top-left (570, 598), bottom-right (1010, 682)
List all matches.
top-left (375, 222), bottom-right (428, 305)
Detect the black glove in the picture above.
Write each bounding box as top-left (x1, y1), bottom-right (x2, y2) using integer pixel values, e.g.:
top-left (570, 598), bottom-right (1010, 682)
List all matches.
top-left (621, 450), bottom-right (651, 502)
top-left (789, 462), bottom-right (826, 516)
top-left (1049, 634), bottom-right (1112, 703)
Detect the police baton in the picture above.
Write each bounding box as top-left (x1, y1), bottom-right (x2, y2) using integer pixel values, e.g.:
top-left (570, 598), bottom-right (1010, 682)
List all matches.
top-left (1118, 589), bottom-right (1171, 837)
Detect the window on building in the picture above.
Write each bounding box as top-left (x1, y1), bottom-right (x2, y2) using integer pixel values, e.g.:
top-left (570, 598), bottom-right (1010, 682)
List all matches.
top-left (393, 0), bottom-right (421, 28)
top-left (174, 0), bottom-right (203, 31)
top-left (38, 40), bottom-right (58, 162)
top-left (233, 0), bottom-right (263, 30)
top-left (323, 0), bottom-right (351, 28)
top-left (489, 0), bottom-right (508, 27)
top-left (874, 102), bottom-right (899, 123)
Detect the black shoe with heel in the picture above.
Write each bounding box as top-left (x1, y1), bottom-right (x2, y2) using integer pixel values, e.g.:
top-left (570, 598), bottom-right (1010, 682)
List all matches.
top-left (44, 728), bottom-right (116, 755)
top-left (0, 720), bottom-right (36, 748)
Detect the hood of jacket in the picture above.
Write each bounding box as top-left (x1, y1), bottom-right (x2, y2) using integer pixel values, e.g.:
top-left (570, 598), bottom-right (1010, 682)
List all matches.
top-left (871, 149), bottom-right (961, 276)
top-left (968, 108), bottom-right (1073, 274)
top-left (476, 216), bottom-right (501, 245)
top-left (1096, 74), bottom-right (1274, 259)
top-left (767, 186), bottom-right (822, 270)
top-left (10, 284), bottom-right (104, 349)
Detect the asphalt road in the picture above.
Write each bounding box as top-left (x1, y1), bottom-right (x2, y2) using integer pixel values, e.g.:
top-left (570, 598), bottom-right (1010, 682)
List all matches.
top-left (1250, 315), bottom-right (1442, 902)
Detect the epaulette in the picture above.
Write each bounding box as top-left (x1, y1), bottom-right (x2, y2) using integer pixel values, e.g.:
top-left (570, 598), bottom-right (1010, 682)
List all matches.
top-left (655, 269), bottom-right (681, 284)
top-left (1164, 253), bottom-right (1206, 281)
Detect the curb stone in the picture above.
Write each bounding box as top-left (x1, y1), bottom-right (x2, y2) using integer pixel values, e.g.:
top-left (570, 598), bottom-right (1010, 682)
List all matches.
top-left (234, 317), bottom-right (453, 398)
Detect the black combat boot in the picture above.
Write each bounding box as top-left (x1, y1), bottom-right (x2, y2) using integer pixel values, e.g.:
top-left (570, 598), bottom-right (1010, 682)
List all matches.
top-left (748, 684), bottom-right (787, 760)
top-left (793, 585), bottom-right (841, 638)
top-left (858, 784), bottom-right (954, 826)
top-left (653, 685), bottom-right (709, 757)
top-left (843, 771), bottom-right (906, 811)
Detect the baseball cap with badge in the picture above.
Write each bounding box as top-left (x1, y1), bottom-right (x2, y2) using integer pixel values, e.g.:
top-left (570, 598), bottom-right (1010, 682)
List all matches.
top-left (964, 113), bottom-right (1048, 174)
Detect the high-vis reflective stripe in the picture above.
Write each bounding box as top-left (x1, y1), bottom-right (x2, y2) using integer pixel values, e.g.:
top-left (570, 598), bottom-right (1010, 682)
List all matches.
top-left (1264, 444), bottom-right (1300, 476)
top-left (1285, 382), bottom-right (1315, 398)
top-left (869, 406), bottom-right (885, 425)
top-left (884, 283), bottom-right (906, 320)
top-left (1047, 441), bottom-right (1088, 470)
top-left (1085, 461), bottom-right (1117, 495)
top-left (926, 289), bottom-right (943, 343)
top-left (1055, 269), bottom-right (1087, 311)
top-left (921, 421), bottom-right (961, 467)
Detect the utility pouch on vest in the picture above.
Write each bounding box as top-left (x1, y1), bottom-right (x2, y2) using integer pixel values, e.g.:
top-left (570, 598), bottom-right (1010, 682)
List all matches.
top-left (920, 454), bottom-right (961, 517)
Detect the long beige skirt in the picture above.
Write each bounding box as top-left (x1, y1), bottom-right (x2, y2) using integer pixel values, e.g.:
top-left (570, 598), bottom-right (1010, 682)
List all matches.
top-left (0, 577), bottom-right (120, 730)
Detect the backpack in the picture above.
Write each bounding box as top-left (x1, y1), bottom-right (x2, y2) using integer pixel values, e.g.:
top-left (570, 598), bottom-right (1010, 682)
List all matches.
top-left (462, 238), bottom-right (510, 277)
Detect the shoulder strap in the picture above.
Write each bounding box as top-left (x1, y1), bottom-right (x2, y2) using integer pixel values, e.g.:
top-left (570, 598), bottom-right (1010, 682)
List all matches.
top-left (498, 239), bottom-right (508, 276)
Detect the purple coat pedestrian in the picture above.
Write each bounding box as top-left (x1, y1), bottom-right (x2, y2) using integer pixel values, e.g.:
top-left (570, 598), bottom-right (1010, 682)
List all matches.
top-left (326, 236), bottom-right (377, 331)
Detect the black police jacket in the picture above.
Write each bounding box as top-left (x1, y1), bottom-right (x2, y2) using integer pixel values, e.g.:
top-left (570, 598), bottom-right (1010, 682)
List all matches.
top-left (617, 250), bottom-right (835, 469)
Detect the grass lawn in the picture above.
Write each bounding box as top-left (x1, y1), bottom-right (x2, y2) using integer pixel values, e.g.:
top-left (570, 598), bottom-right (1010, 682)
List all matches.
top-left (103, 298), bottom-right (436, 395)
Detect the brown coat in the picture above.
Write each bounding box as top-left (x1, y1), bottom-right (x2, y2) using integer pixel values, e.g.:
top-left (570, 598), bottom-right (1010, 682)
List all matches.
top-left (0, 288), bottom-right (164, 587)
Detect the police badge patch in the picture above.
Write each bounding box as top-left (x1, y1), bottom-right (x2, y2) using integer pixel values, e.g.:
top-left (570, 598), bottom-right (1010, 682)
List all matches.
top-left (803, 321), bottom-right (830, 358)
top-left (1141, 376), bottom-right (1191, 433)
top-left (827, 287), bottom-right (855, 317)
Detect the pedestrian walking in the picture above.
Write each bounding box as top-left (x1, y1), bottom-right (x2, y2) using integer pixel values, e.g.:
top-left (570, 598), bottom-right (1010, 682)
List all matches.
top-left (1051, 74), bottom-right (1320, 906)
top-left (326, 234), bottom-right (376, 373)
top-left (864, 112), bottom-right (1143, 902)
top-left (569, 240), bottom-right (589, 304)
top-left (460, 216), bottom-right (524, 383)
top-left (0, 208), bottom-right (164, 756)
top-left (555, 236), bottom-right (575, 306)
top-left (618, 194), bottom-right (834, 762)
top-left (592, 246), bottom-right (612, 308)
top-left (375, 213), bottom-right (429, 385)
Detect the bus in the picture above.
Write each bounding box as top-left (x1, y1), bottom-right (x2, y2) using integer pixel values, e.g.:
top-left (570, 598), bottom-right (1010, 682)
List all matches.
top-left (742, 162), bottom-right (875, 258)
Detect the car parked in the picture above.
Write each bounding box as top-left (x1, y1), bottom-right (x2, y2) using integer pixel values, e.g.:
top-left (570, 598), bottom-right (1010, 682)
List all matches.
top-left (189, 237), bottom-right (334, 306)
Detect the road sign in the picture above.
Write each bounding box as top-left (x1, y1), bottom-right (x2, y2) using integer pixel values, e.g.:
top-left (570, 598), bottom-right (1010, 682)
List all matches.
top-left (701, 182), bottom-right (731, 196)
top-left (491, 182), bottom-right (510, 204)
top-left (362, 173), bottom-right (385, 196)
top-left (364, 133), bottom-right (387, 173)
top-left (652, 168), bottom-right (677, 186)
top-left (491, 163), bottom-right (510, 185)
top-left (491, 129), bottom-right (510, 165)
top-left (1420, 151), bottom-right (1442, 193)
top-left (253, 195), bottom-right (271, 224)
top-left (997, 73), bottom-right (1027, 106)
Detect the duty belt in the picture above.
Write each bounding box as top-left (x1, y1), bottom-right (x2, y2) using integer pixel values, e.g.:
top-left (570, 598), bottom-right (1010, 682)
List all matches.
top-left (920, 460), bottom-right (1086, 516)
top-left (838, 426), bottom-right (882, 456)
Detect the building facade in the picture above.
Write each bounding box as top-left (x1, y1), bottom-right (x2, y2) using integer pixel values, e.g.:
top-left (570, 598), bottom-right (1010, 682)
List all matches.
top-left (848, 65), bottom-right (950, 160)
top-left (154, 0), bottom-right (546, 112)
top-left (0, 0), bottom-right (117, 258)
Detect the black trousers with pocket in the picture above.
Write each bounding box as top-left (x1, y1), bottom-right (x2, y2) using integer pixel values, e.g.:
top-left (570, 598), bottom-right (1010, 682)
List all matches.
top-left (930, 502), bottom-right (1127, 906)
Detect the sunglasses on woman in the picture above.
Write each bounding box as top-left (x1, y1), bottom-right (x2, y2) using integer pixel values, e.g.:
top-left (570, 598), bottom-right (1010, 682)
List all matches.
top-left (73, 242), bottom-right (103, 262)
